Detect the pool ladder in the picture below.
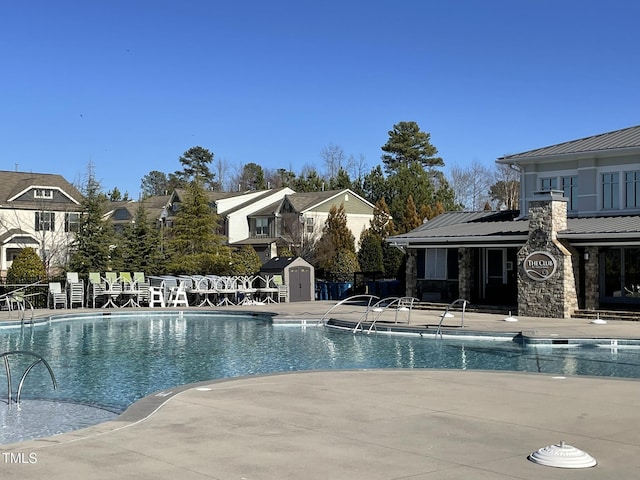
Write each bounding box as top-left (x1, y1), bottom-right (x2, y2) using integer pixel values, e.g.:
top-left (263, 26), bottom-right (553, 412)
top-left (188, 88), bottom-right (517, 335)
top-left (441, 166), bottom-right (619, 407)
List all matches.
top-left (1, 351), bottom-right (57, 406)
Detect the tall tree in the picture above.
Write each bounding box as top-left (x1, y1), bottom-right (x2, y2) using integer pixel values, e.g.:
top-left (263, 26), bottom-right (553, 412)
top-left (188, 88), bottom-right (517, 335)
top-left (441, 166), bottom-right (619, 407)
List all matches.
top-left (69, 172), bottom-right (114, 274)
top-left (140, 170), bottom-right (170, 197)
top-left (398, 194), bottom-right (422, 234)
top-left (357, 230), bottom-right (384, 273)
top-left (175, 146), bottom-right (216, 190)
top-left (113, 205), bottom-right (164, 275)
top-left (490, 164), bottom-right (520, 210)
top-left (329, 167), bottom-right (352, 190)
top-left (165, 180), bottom-right (230, 274)
top-left (314, 203), bottom-right (355, 272)
top-left (449, 161), bottom-right (493, 210)
top-left (361, 165), bottom-right (388, 205)
top-left (381, 121), bottom-right (443, 174)
top-left (237, 162), bottom-right (267, 191)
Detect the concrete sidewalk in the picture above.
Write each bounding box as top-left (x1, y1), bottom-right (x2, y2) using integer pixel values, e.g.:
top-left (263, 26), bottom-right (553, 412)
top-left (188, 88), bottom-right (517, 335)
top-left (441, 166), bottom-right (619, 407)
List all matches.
top-left (1, 301), bottom-right (639, 479)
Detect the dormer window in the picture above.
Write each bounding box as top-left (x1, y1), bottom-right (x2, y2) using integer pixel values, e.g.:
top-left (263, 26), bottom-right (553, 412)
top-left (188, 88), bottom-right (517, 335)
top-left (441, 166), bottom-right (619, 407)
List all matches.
top-left (34, 188), bottom-right (53, 199)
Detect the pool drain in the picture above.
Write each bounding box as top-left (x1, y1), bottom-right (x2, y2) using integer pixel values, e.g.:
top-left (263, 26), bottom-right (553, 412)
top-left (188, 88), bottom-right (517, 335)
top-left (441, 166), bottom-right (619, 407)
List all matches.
top-left (528, 440), bottom-right (596, 468)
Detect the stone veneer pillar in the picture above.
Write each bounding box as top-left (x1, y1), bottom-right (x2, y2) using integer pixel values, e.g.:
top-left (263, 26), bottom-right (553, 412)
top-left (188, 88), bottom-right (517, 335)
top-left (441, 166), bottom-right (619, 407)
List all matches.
top-left (458, 247), bottom-right (472, 301)
top-left (584, 245), bottom-right (599, 310)
top-left (517, 191), bottom-right (578, 318)
top-left (405, 249), bottom-right (417, 298)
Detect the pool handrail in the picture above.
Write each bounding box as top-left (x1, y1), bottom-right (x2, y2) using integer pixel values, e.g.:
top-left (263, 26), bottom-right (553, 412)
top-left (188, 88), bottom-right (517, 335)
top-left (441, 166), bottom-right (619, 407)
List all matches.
top-left (1, 350), bottom-right (57, 405)
top-left (356, 296), bottom-right (419, 334)
top-left (318, 295), bottom-right (380, 326)
top-left (0, 282), bottom-right (41, 323)
top-left (435, 298), bottom-right (469, 339)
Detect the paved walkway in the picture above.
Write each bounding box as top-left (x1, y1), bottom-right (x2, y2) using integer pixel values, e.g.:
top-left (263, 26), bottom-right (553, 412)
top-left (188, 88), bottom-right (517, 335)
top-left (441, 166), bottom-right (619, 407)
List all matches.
top-left (1, 302), bottom-right (639, 479)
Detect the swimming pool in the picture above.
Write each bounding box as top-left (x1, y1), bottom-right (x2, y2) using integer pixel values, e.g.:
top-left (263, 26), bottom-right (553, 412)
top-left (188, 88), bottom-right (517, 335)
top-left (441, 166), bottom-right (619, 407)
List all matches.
top-left (2, 311), bottom-right (640, 442)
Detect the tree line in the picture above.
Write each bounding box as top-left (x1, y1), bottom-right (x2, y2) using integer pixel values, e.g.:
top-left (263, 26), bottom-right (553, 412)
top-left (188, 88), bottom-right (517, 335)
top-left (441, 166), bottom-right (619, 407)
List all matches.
top-left (4, 121), bottom-right (519, 284)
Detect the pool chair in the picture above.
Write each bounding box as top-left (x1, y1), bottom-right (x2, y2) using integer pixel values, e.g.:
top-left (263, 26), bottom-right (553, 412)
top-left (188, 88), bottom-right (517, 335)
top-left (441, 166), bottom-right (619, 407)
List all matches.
top-left (133, 272), bottom-right (150, 306)
top-left (66, 272), bottom-right (84, 308)
top-left (119, 272), bottom-right (140, 307)
top-left (167, 280), bottom-right (189, 307)
top-left (88, 272), bottom-right (106, 308)
top-left (103, 272), bottom-right (122, 308)
top-left (48, 282), bottom-right (68, 309)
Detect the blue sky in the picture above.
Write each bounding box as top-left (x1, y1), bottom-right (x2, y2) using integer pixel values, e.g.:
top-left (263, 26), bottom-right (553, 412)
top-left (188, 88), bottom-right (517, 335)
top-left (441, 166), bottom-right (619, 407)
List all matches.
top-left (2, 1), bottom-right (639, 198)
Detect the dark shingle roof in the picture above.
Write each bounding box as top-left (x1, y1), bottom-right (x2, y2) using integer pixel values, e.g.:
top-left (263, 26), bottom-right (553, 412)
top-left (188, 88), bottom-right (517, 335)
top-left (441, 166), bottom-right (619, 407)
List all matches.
top-left (498, 125), bottom-right (640, 161)
top-left (0, 171), bottom-right (83, 206)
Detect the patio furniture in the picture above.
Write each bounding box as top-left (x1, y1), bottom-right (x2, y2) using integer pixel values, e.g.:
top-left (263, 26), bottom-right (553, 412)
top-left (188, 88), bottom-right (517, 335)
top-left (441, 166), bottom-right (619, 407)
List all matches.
top-left (167, 280), bottom-right (189, 307)
top-left (119, 272), bottom-right (141, 307)
top-left (66, 272), bottom-right (84, 308)
top-left (48, 282), bottom-right (68, 309)
top-left (134, 272), bottom-right (150, 306)
top-left (88, 272), bottom-right (106, 308)
top-left (148, 286), bottom-right (165, 307)
top-left (103, 272), bottom-right (122, 308)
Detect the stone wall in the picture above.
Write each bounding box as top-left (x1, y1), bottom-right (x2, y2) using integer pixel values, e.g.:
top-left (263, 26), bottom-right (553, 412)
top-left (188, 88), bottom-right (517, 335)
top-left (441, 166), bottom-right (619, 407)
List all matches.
top-left (405, 249), bottom-right (417, 298)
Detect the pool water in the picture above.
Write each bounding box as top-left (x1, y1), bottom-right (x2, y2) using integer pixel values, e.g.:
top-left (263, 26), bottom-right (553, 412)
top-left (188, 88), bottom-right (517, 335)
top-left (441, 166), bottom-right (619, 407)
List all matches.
top-left (1, 312), bottom-right (640, 442)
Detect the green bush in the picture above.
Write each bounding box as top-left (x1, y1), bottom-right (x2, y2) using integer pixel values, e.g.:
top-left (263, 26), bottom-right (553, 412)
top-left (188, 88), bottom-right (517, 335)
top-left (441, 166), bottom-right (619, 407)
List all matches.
top-left (327, 249), bottom-right (360, 282)
top-left (6, 248), bottom-right (47, 284)
top-left (231, 245), bottom-right (262, 276)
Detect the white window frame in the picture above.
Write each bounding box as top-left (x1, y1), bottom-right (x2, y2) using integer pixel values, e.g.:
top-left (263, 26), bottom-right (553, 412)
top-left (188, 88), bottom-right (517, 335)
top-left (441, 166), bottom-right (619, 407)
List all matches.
top-left (34, 188), bottom-right (54, 199)
top-left (255, 217), bottom-right (269, 237)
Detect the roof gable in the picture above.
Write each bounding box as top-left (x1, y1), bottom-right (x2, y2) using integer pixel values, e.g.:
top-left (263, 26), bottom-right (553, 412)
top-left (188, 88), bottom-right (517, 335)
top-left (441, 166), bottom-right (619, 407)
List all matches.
top-left (0, 171), bottom-right (82, 206)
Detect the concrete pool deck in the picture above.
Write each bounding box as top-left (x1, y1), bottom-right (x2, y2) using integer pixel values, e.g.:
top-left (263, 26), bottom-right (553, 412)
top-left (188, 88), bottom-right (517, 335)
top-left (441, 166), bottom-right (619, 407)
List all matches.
top-left (1, 301), bottom-right (640, 479)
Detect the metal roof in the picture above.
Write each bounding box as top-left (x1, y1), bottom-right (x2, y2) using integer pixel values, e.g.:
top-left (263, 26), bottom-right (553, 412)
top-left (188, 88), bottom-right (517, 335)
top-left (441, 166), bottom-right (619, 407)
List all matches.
top-left (498, 125), bottom-right (640, 161)
top-left (388, 212), bottom-right (640, 246)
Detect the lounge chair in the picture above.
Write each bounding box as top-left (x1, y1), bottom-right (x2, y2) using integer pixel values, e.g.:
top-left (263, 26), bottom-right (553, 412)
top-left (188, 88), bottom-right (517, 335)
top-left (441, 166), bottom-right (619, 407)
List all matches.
top-left (88, 272), bottom-right (106, 308)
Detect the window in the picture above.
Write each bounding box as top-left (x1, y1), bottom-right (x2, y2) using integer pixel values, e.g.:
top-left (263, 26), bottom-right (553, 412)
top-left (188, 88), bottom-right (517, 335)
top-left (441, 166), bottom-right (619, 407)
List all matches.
top-left (65, 212), bottom-right (80, 232)
top-left (306, 217), bottom-right (314, 234)
top-left (35, 212), bottom-right (55, 231)
top-left (34, 188), bottom-right (53, 199)
top-left (561, 175), bottom-right (578, 210)
top-left (540, 177), bottom-right (557, 191)
top-left (425, 248), bottom-right (447, 280)
top-left (255, 218), bottom-right (269, 237)
top-left (625, 171), bottom-right (640, 208)
top-left (602, 172), bottom-right (619, 209)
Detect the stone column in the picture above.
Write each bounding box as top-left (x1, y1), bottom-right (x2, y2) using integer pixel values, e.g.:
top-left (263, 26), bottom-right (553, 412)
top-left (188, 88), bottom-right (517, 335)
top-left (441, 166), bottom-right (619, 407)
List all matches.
top-left (458, 247), bottom-right (472, 301)
top-left (405, 249), bottom-right (417, 298)
top-left (584, 246), bottom-right (599, 310)
top-left (517, 190), bottom-right (578, 318)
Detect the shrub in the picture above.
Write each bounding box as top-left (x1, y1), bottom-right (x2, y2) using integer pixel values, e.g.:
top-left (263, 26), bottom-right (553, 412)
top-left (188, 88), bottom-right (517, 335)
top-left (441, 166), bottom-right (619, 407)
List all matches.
top-left (6, 248), bottom-right (47, 285)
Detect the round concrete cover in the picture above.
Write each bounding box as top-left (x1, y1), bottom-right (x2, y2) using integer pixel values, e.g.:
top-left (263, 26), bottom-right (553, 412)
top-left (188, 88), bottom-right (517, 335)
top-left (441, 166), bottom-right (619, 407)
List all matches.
top-left (528, 441), bottom-right (597, 468)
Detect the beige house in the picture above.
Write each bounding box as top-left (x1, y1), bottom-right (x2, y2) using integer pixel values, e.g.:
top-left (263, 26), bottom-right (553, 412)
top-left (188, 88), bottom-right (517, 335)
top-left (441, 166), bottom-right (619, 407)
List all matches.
top-left (0, 171), bottom-right (83, 277)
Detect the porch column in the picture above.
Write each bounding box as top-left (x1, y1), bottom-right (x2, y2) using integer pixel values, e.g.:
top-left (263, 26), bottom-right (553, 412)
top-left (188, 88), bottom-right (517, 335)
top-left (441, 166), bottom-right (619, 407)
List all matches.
top-left (584, 246), bottom-right (599, 310)
top-left (458, 247), bottom-right (472, 301)
top-left (405, 249), bottom-right (417, 298)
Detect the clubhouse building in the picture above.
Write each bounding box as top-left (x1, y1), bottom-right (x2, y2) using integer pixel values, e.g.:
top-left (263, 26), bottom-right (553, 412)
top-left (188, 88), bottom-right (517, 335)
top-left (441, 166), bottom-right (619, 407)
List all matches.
top-left (389, 125), bottom-right (640, 318)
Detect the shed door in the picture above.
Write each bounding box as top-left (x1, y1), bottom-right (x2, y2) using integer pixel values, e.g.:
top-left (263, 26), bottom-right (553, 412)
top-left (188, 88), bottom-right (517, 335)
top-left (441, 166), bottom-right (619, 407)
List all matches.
top-left (289, 266), bottom-right (311, 302)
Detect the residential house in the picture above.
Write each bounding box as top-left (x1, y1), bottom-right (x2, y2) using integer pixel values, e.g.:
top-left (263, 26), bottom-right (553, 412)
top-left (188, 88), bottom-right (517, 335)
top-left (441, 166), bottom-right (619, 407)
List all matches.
top-left (388, 125), bottom-right (640, 318)
top-left (0, 171), bottom-right (83, 277)
top-left (243, 189), bottom-right (376, 262)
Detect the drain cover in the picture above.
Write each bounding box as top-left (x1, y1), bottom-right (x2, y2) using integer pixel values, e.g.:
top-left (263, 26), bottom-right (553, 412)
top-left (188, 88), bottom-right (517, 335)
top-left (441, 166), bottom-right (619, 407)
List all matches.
top-left (528, 441), bottom-right (596, 468)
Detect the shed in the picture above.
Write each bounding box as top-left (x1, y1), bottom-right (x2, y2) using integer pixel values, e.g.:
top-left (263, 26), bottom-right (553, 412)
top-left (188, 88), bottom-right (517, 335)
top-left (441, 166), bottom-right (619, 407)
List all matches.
top-left (260, 256), bottom-right (315, 302)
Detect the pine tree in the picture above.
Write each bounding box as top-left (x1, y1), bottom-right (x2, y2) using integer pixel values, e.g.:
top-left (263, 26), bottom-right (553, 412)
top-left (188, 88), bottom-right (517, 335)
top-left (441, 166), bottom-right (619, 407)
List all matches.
top-left (165, 180), bottom-right (231, 274)
top-left (69, 172), bottom-right (115, 274)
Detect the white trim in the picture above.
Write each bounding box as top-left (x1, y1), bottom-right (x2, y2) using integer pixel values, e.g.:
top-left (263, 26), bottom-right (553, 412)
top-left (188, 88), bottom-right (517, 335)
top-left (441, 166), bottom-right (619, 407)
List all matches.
top-left (8, 185), bottom-right (81, 205)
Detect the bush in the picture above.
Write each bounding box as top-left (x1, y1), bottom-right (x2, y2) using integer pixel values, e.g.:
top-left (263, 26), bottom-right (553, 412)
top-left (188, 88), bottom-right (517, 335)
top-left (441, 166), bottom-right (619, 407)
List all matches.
top-left (6, 248), bottom-right (47, 284)
top-left (231, 246), bottom-right (262, 276)
top-left (327, 249), bottom-right (360, 282)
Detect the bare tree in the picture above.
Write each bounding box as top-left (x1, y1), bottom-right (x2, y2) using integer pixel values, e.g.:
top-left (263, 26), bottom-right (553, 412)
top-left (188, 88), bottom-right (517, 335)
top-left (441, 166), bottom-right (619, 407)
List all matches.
top-left (490, 163), bottom-right (520, 210)
top-left (321, 144), bottom-right (354, 180)
top-left (214, 157), bottom-right (231, 191)
top-left (449, 161), bottom-right (493, 210)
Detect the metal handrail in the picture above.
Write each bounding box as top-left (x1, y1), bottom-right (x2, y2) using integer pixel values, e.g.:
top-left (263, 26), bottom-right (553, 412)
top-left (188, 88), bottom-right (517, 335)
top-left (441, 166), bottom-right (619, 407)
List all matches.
top-left (318, 295), bottom-right (380, 327)
top-left (0, 282), bottom-right (41, 323)
top-left (362, 297), bottom-right (419, 334)
top-left (1, 350), bottom-right (57, 405)
top-left (435, 298), bottom-right (469, 339)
